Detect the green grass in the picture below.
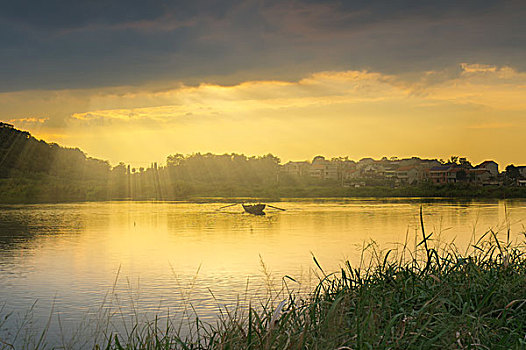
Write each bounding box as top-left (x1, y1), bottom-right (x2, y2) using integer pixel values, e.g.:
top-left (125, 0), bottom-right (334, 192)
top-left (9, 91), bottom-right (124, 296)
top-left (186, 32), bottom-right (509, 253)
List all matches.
top-left (2, 212), bottom-right (526, 349)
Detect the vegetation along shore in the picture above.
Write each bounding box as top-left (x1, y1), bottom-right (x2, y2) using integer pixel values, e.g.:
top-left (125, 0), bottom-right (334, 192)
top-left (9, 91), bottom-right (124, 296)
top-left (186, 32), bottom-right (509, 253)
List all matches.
top-left (1, 122), bottom-right (526, 204)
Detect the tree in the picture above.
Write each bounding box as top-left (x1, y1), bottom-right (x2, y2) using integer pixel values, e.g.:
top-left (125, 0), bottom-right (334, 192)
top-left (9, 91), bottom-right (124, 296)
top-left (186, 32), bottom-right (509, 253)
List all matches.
top-left (167, 153), bottom-right (185, 167)
top-left (459, 157), bottom-right (472, 168)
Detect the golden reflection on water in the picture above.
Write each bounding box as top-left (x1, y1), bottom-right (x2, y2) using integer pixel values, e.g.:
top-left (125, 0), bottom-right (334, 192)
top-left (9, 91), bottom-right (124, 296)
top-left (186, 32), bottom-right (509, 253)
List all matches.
top-left (0, 199), bottom-right (525, 341)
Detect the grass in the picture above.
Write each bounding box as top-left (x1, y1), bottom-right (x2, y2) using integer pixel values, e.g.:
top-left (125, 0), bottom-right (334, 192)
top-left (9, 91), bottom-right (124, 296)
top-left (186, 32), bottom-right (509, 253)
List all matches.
top-left (2, 210), bottom-right (526, 349)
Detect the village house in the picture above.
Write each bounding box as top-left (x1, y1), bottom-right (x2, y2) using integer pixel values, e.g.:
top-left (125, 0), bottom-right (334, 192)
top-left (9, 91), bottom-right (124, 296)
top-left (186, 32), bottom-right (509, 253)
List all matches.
top-left (427, 166), bottom-right (449, 184)
top-left (417, 159), bottom-right (442, 169)
top-left (396, 166), bottom-right (422, 184)
top-left (475, 161), bottom-right (499, 178)
top-left (342, 168), bottom-right (360, 180)
top-left (356, 158), bottom-right (375, 169)
top-left (427, 166), bottom-right (466, 184)
top-left (331, 157), bottom-right (357, 179)
top-left (310, 156), bottom-right (338, 180)
top-left (282, 161), bottom-right (310, 177)
top-left (280, 156), bottom-right (503, 186)
top-left (360, 162), bottom-right (389, 178)
top-left (468, 168), bottom-right (492, 184)
top-left (383, 167), bottom-right (398, 179)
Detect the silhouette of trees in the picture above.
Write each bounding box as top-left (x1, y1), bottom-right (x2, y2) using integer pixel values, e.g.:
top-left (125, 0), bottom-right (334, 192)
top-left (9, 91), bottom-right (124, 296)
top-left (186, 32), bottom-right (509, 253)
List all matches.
top-left (0, 123), bottom-right (114, 202)
top-left (1, 123), bottom-right (110, 180)
top-left (166, 153), bottom-right (280, 186)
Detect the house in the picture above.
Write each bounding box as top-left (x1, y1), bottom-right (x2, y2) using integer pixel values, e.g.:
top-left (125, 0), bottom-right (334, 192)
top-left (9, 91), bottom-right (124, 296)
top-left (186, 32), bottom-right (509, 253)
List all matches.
top-left (342, 169), bottom-right (360, 180)
top-left (419, 159), bottom-right (443, 169)
top-left (356, 158), bottom-right (375, 169)
top-left (475, 161), bottom-right (499, 178)
top-left (518, 166), bottom-right (526, 179)
top-left (361, 162), bottom-right (388, 178)
top-left (469, 168), bottom-right (492, 184)
top-left (282, 161), bottom-right (310, 177)
top-left (396, 166), bottom-right (422, 184)
top-left (428, 166), bottom-right (465, 184)
top-left (398, 157), bottom-right (424, 167)
top-left (310, 156), bottom-right (338, 180)
top-left (447, 167), bottom-right (468, 183)
top-left (383, 167), bottom-right (398, 179)
top-left (332, 158), bottom-right (357, 180)
top-left (428, 166), bottom-right (450, 184)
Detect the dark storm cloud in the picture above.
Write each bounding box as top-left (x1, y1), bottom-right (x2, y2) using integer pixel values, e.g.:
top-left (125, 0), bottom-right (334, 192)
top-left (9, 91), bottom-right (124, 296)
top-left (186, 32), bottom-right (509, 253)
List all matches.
top-left (0, 0), bottom-right (241, 29)
top-left (0, 0), bottom-right (524, 92)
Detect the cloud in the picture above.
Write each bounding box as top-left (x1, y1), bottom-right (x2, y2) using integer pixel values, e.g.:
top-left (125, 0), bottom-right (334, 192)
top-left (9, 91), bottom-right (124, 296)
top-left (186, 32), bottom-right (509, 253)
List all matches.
top-left (461, 63), bottom-right (498, 73)
top-left (8, 117), bottom-right (49, 127)
top-left (62, 64), bottom-right (526, 126)
top-left (3, 63), bottom-right (525, 129)
top-left (418, 64), bottom-right (526, 111)
top-left (1, 0), bottom-right (192, 30)
top-left (64, 69), bottom-right (406, 127)
top-left (1, 63), bottom-right (525, 165)
top-left (0, 0), bottom-right (524, 92)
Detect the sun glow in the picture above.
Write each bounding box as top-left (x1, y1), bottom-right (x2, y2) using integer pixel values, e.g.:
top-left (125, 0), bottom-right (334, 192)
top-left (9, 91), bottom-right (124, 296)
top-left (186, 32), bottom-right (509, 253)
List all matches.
top-left (2, 64), bottom-right (526, 166)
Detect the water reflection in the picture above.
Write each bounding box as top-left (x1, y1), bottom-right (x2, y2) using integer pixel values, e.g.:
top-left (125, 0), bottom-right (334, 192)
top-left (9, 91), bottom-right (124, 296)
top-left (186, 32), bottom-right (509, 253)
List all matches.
top-left (0, 199), bottom-right (525, 346)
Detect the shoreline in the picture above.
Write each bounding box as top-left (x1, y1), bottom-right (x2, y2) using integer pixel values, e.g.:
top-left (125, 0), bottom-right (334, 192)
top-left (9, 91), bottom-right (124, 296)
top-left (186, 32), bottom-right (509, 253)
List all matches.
top-left (2, 189), bottom-right (526, 205)
top-left (2, 196), bottom-right (526, 206)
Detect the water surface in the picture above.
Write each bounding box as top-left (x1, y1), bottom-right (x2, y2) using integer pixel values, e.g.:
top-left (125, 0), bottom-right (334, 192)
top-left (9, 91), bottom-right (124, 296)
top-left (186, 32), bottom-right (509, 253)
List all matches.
top-left (0, 199), bottom-right (525, 346)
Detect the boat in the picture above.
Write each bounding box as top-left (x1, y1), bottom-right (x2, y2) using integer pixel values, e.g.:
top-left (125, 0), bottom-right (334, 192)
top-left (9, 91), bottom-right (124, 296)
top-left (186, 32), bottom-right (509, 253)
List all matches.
top-left (242, 203), bottom-right (266, 215)
top-left (218, 203), bottom-right (284, 215)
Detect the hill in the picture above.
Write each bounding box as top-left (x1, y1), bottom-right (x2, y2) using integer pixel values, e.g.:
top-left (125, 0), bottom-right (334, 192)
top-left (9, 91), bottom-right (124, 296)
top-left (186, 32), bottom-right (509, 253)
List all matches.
top-left (0, 122), bottom-right (113, 202)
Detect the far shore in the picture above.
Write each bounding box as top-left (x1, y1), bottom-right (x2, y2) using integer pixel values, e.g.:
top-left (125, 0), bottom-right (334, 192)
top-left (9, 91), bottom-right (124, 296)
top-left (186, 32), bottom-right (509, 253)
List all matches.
top-left (2, 184), bottom-right (526, 206)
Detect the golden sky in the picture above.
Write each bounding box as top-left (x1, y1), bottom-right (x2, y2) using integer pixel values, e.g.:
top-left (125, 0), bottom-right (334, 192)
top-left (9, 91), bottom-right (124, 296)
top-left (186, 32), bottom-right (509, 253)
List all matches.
top-left (2, 1), bottom-right (525, 168)
top-left (2, 63), bottom-right (525, 167)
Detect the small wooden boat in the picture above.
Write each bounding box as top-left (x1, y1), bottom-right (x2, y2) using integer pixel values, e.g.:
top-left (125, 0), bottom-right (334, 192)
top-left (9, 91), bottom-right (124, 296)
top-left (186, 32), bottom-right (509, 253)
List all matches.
top-left (218, 203), bottom-right (284, 215)
top-left (242, 203), bottom-right (266, 215)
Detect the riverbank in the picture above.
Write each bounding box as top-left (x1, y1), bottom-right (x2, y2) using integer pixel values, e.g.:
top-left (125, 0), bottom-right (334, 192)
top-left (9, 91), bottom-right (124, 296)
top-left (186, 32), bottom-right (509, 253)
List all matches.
top-left (2, 177), bottom-right (526, 204)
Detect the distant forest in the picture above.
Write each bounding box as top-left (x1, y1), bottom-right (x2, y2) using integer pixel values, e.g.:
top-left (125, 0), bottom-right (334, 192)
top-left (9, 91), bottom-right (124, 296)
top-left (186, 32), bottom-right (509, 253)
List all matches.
top-left (0, 122), bottom-right (281, 202)
top-left (1, 122), bottom-right (525, 203)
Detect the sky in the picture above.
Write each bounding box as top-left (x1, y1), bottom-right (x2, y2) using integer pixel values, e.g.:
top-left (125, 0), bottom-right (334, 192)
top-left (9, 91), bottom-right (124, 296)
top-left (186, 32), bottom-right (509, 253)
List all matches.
top-left (1, 0), bottom-right (525, 167)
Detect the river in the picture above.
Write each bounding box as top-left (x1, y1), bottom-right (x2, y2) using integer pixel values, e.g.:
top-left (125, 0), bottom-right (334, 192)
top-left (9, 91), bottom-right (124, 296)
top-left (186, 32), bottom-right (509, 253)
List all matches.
top-left (0, 199), bottom-right (525, 347)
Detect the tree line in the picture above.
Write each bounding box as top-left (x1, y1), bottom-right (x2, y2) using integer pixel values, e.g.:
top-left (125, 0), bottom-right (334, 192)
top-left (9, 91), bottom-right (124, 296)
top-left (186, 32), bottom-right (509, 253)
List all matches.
top-left (1, 122), bottom-right (525, 203)
top-left (0, 123), bottom-right (281, 202)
